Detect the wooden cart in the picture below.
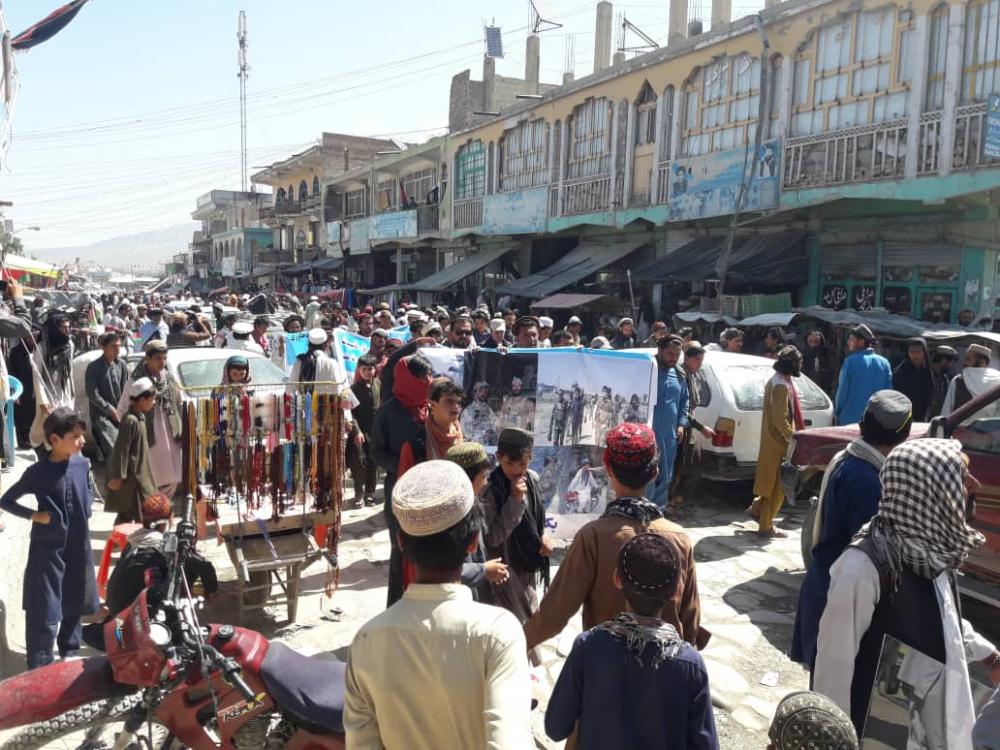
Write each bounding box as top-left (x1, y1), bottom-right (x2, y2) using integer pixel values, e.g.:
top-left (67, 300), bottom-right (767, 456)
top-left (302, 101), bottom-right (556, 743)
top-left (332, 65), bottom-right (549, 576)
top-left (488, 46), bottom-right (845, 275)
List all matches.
top-left (213, 495), bottom-right (336, 624)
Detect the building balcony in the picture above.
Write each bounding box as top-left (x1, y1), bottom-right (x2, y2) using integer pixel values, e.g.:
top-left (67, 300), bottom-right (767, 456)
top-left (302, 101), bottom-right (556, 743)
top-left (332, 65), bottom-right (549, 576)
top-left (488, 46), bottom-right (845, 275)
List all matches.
top-left (417, 203), bottom-right (440, 234)
top-left (453, 197), bottom-right (483, 229)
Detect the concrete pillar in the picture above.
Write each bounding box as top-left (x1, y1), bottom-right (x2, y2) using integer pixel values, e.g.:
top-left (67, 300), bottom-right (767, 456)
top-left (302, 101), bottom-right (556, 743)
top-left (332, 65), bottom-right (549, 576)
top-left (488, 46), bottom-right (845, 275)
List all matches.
top-left (623, 103), bottom-right (636, 207)
top-left (650, 92), bottom-right (667, 203)
top-left (904, 12), bottom-right (930, 179)
top-left (482, 56), bottom-right (496, 113)
top-left (776, 56), bottom-right (793, 140)
top-left (711, 0), bottom-right (731, 29)
top-left (668, 0), bottom-right (687, 45)
top-left (940, 3), bottom-right (966, 177)
top-left (594, 1), bottom-right (613, 73)
top-left (556, 119), bottom-right (569, 216)
top-left (609, 102), bottom-right (621, 210)
top-left (669, 90), bottom-right (683, 161)
top-left (526, 34), bottom-right (540, 91)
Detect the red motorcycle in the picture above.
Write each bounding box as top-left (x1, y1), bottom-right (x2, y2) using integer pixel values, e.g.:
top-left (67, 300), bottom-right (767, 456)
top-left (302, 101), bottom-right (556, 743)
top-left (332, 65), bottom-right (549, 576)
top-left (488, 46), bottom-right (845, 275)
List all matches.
top-left (0, 497), bottom-right (346, 750)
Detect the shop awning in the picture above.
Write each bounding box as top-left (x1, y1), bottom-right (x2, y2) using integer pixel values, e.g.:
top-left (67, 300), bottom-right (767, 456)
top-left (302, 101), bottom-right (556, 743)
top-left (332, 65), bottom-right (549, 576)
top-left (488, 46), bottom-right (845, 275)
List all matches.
top-left (282, 262), bottom-right (314, 276)
top-left (630, 237), bottom-right (724, 283)
top-left (631, 231), bottom-right (808, 285)
top-left (530, 293), bottom-right (607, 310)
top-left (250, 265), bottom-right (276, 278)
top-left (721, 231), bottom-right (808, 285)
top-left (496, 240), bottom-right (645, 299)
top-left (312, 257), bottom-right (344, 272)
top-left (361, 245), bottom-right (512, 295)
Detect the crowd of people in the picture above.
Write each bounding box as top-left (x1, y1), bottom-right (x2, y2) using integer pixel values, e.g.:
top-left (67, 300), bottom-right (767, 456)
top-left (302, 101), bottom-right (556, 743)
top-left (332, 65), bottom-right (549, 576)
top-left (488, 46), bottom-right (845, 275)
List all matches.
top-left (0, 280), bottom-right (998, 748)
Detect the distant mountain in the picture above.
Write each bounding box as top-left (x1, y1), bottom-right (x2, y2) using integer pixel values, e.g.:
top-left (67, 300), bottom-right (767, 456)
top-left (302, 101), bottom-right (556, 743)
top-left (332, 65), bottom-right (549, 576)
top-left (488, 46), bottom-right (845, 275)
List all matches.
top-left (31, 223), bottom-right (200, 268)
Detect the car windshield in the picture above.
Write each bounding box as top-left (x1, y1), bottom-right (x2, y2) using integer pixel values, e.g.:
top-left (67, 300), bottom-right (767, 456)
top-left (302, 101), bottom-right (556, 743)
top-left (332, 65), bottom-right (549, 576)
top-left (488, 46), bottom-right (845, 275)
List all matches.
top-left (725, 365), bottom-right (829, 411)
top-left (177, 357), bottom-right (288, 389)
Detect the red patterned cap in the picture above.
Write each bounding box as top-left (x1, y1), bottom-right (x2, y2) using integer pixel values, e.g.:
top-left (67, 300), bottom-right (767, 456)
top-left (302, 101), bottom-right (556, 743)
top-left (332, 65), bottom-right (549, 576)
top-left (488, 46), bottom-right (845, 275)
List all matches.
top-left (604, 422), bottom-right (658, 467)
top-left (142, 494), bottom-right (173, 524)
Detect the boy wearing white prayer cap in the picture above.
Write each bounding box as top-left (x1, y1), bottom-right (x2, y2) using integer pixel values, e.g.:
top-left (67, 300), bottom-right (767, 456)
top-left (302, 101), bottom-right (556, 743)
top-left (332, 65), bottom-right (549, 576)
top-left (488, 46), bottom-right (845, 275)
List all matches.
top-left (343, 460), bottom-right (532, 750)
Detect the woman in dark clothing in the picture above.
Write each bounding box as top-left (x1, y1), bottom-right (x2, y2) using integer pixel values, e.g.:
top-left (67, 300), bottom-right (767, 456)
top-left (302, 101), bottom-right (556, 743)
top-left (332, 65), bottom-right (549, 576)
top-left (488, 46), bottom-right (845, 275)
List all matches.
top-left (801, 330), bottom-right (833, 395)
top-left (370, 353), bottom-right (434, 607)
top-left (8, 335), bottom-right (37, 448)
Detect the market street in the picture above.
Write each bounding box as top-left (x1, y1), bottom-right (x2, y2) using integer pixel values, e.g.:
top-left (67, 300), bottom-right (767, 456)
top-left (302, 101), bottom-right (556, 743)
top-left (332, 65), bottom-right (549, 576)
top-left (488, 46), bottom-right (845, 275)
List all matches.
top-left (6, 455), bottom-right (993, 749)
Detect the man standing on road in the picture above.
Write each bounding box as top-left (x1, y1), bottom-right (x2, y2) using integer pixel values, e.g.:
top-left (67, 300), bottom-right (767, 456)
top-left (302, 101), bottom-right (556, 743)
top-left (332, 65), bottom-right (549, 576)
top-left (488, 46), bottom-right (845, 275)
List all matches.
top-left (790, 390), bottom-right (912, 670)
top-left (670, 343), bottom-right (715, 513)
top-left (84, 332), bottom-right (129, 465)
top-left (344, 460), bottom-right (532, 750)
top-left (650, 336), bottom-right (688, 509)
top-left (941, 343), bottom-right (1000, 415)
top-left (928, 345), bottom-right (957, 418)
top-left (524, 422), bottom-right (706, 652)
top-left (813, 439), bottom-right (999, 742)
top-left (749, 346), bottom-right (804, 538)
top-left (891, 337), bottom-right (932, 420)
top-left (834, 325), bottom-right (891, 425)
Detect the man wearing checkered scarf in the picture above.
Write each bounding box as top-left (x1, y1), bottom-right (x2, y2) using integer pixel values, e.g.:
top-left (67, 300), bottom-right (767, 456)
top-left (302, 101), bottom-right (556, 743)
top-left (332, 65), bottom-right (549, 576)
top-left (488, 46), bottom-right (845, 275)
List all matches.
top-left (814, 439), bottom-right (999, 746)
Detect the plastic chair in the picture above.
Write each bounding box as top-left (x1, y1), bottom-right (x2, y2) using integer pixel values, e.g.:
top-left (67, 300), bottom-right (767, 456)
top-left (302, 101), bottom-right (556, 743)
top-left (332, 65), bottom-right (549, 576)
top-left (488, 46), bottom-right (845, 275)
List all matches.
top-left (96, 522), bottom-right (143, 599)
top-left (4, 376), bottom-right (22, 471)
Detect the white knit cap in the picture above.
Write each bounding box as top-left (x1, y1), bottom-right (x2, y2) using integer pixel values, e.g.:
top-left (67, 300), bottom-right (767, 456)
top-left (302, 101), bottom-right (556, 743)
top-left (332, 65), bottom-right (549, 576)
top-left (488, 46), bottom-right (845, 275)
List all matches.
top-left (130, 377), bottom-right (155, 398)
top-left (539, 316), bottom-right (553, 329)
top-left (392, 460), bottom-right (475, 537)
top-left (307, 328), bottom-right (328, 345)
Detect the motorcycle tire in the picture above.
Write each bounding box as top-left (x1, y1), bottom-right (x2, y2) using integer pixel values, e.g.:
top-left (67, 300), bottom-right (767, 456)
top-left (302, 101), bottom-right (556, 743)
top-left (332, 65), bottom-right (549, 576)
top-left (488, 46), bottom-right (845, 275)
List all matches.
top-left (0, 690), bottom-right (169, 750)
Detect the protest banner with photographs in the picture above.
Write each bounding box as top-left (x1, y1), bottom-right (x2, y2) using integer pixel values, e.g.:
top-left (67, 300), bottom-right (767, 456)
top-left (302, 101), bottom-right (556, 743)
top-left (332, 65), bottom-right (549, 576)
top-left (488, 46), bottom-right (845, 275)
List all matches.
top-left (863, 634), bottom-right (993, 749)
top-left (422, 347), bottom-right (657, 515)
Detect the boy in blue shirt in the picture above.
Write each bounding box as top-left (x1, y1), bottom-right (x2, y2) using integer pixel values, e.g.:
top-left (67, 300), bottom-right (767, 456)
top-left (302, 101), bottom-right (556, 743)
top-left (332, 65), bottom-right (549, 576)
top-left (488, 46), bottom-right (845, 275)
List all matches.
top-left (1, 408), bottom-right (99, 669)
top-left (546, 532), bottom-right (718, 749)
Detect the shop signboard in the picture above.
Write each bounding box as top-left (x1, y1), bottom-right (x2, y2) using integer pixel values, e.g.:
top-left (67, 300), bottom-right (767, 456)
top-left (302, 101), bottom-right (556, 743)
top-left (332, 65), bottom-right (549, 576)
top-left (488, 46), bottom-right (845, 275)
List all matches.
top-left (482, 187), bottom-right (548, 234)
top-left (985, 94), bottom-right (1000, 159)
top-left (370, 210), bottom-right (417, 241)
top-left (221, 256), bottom-right (236, 277)
top-left (349, 218), bottom-right (370, 255)
top-left (667, 139), bottom-right (780, 221)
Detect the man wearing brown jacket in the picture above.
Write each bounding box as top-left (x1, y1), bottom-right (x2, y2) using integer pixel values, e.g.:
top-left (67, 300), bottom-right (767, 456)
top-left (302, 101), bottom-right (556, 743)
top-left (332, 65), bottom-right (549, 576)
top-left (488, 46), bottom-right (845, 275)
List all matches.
top-left (524, 422), bottom-right (708, 652)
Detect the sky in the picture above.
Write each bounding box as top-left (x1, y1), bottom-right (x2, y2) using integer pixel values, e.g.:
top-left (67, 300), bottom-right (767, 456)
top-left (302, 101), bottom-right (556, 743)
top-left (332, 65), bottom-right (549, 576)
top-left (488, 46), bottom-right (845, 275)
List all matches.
top-left (1, 0), bottom-right (764, 252)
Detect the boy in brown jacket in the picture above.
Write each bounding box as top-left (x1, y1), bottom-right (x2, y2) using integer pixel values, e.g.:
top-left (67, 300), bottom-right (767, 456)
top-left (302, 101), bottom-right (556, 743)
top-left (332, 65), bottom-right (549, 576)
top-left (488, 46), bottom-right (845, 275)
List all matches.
top-left (524, 422), bottom-right (708, 651)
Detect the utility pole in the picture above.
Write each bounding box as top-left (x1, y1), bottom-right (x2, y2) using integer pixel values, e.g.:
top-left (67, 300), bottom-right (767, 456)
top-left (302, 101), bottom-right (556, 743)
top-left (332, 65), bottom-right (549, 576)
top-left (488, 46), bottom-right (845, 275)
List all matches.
top-left (237, 11), bottom-right (249, 193)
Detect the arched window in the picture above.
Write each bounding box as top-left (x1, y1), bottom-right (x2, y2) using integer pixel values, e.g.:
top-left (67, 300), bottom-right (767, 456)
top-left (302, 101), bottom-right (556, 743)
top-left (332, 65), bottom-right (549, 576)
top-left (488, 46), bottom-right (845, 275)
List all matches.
top-left (298, 180), bottom-right (309, 203)
top-left (499, 119), bottom-right (549, 191)
top-left (287, 184), bottom-right (294, 202)
top-left (791, 7), bottom-right (910, 135)
top-left (567, 97), bottom-right (613, 178)
top-left (455, 140), bottom-right (487, 199)
top-left (659, 85), bottom-right (675, 161)
top-left (681, 54), bottom-right (760, 157)
top-left (634, 82), bottom-right (657, 146)
top-left (312, 176), bottom-right (320, 196)
top-left (926, 4), bottom-right (949, 111)
top-left (276, 188), bottom-right (286, 204)
top-left (962, 0), bottom-right (1000, 103)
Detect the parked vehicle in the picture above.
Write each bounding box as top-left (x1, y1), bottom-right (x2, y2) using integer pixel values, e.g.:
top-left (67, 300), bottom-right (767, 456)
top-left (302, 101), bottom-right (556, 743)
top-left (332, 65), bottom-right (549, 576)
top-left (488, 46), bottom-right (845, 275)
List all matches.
top-left (691, 351), bottom-right (833, 482)
top-left (72, 348), bottom-right (288, 444)
top-left (784, 382), bottom-right (1000, 605)
top-left (0, 496), bottom-right (346, 749)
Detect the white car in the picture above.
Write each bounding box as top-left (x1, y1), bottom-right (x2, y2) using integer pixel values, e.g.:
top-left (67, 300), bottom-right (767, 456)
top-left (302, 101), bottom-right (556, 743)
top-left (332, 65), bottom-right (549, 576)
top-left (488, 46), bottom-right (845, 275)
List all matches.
top-left (72, 348), bottom-right (288, 443)
top-left (691, 351), bottom-right (833, 481)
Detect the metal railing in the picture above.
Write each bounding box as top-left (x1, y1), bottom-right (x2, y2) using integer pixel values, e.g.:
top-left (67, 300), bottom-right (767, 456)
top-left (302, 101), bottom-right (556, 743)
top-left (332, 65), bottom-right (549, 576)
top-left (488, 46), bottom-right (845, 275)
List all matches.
top-left (417, 203), bottom-right (440, 233)
top-left (453, 197), bottom-right (483, 229)
top-left (953, 102), bottom-right (992, 171)
top-left (560, 174), bottom-right (612, 216)
top-left (656, 162), bottom-right (671, 204)
top-left (782, 118), bottom-right (908, 189)
top-left (917, 110), bottom-right (943, 175)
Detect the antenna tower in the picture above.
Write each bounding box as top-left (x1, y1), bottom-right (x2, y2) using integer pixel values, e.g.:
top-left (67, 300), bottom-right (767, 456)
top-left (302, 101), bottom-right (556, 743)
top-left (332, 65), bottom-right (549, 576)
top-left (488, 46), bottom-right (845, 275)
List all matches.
top-left (237, 10), bottom-right (249, 192)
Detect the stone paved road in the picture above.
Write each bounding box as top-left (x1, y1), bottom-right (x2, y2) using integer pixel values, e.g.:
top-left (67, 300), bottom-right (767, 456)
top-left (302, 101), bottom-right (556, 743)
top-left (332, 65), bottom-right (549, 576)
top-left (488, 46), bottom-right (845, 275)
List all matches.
top-left (1, 462), bottom-right (995, 748)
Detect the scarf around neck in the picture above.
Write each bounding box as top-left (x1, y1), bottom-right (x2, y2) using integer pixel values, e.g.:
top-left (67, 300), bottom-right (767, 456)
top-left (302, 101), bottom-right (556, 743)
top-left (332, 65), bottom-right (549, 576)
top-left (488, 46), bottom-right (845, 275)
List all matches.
top-left (392, 358), bottom-right (431, 423)
top-left (132, 362), bottom-right (182, 446)
top-left (854, 439), bottom-right (985, 591)
top-left (595, 613), bottom-right (684, 669)
top-left (424, 416), bottom-right (463, 460)
top-left (603, 496), bottom-right (663, 527)
top-left (811, 438), bottom-right (885, 552)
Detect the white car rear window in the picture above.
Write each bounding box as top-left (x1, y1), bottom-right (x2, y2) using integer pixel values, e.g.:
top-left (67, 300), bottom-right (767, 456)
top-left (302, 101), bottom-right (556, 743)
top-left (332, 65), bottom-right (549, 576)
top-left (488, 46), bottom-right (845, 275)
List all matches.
top-left (725, 365), bottom-right (829, 412)
top-left (178, 357), bottom-right (287, 389)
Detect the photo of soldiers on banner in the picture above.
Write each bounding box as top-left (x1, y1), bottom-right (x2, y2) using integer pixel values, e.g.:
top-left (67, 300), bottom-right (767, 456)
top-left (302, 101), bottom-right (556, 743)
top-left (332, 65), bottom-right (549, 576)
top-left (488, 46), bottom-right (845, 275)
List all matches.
top-left (460, 350), bottom-right (539, 445)
top-left (534, 352), bottom-right (651, 448)
top-left (530, 445), bottom-right (613, 515)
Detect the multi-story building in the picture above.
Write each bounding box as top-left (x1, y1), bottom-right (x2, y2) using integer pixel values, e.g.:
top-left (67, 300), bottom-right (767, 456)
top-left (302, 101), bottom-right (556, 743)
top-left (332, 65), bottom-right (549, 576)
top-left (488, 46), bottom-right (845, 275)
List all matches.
top-left (251, 133), bottom-right (397, 275)
top-left (328, 0), bottom-right (1000, 323)
top-left (188, 190), bottom-right (273, 291)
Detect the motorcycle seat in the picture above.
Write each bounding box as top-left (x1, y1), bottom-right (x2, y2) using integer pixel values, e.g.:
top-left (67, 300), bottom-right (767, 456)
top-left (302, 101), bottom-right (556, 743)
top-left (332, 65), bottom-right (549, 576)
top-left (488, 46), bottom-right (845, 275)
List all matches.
top-left (260, 642), bottom-right (345, 734)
